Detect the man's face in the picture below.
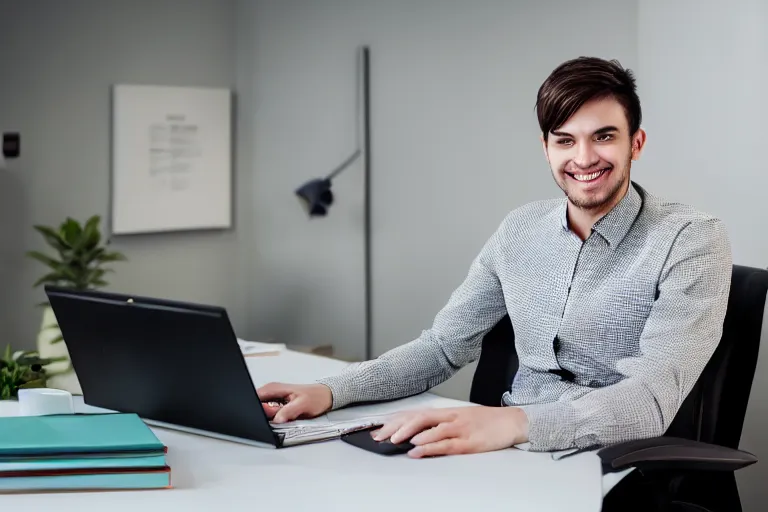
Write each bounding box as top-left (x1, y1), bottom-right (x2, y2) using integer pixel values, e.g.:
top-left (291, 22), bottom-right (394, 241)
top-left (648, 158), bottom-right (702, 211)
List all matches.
top-left (542, 96), bottom-right (645, 213)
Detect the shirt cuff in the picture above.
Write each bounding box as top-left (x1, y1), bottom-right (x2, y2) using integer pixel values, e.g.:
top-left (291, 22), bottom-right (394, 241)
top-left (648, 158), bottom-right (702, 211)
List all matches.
top-left (517, 401), bottom-right (596, 452)
top-left (316, 364), bottom-right (361, 410)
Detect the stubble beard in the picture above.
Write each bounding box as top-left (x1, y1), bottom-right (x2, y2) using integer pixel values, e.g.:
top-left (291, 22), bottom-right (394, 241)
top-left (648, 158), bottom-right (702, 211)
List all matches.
top-left (558, 153), bottom-right (632, 213)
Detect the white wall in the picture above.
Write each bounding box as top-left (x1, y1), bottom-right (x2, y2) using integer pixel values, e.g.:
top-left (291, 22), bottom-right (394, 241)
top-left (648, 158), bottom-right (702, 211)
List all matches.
top-left (0, 0), bottom-right (251, 351)
top-left (637, 1), bottom-right (768, 508)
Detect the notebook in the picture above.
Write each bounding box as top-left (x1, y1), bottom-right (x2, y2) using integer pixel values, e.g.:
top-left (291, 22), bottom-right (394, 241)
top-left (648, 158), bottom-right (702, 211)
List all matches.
top-left (0, 467), bottom-right (171, 492)
top-left (0, 413), bottom-right (166, 457)
top-left (0, 454), bottom-right (168, 472)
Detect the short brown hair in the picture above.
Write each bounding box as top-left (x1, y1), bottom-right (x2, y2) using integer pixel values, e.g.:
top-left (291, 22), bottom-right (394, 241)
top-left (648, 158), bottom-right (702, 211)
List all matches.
top-left (536, 56), bottom-right (641, 140)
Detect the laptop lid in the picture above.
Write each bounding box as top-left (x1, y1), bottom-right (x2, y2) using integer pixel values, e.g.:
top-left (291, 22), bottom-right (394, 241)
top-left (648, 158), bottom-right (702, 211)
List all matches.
top-left (44, 285), bottom-right (280, 448)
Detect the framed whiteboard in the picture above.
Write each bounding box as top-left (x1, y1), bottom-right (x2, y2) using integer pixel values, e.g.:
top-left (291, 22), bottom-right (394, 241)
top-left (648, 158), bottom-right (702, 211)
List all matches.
top-left (110, 84), bottom-right (232, 235)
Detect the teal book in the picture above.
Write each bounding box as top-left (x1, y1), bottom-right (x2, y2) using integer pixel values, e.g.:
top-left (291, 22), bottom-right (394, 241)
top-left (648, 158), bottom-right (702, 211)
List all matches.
top-left (0, 454), bottom-right (167, 472)
top-left (0, 467), bottom-right (171, 492)
top-left (0, 413), bottom-right (166, 457)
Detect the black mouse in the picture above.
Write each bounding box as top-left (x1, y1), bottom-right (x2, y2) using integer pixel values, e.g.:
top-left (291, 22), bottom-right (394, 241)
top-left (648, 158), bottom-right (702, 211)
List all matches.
top-left (341, 428), bottom-right (415, 455)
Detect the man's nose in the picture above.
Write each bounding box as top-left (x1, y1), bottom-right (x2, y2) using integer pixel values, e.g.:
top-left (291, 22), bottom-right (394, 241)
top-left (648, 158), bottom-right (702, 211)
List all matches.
top-left (573, 142), bottom-right (599, 169)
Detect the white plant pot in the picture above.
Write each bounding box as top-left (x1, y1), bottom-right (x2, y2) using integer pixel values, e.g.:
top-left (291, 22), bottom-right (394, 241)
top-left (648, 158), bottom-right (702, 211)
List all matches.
top-left (36, 305), bottom-right (82, 395)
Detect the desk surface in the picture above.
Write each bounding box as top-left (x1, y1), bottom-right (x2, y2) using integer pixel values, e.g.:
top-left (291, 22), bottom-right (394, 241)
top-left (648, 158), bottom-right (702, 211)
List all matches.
top-left (0, 351), bottom-right (610, 511)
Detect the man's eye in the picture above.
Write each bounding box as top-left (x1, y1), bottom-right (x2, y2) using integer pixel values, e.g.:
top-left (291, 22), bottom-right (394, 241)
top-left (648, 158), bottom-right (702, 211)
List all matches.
top-left (596, 134), bottom-right (614, 141)
top-left (557, 139), bottom-right (573, 146)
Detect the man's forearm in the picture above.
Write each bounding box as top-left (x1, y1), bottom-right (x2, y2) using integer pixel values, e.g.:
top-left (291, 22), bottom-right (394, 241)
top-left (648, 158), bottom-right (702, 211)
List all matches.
top-left (317, 331), bottom-right (467, 409)
top-left (517, 377), bottom-right (665, 451)
top-left (317, 213), bottom-right (513, 410)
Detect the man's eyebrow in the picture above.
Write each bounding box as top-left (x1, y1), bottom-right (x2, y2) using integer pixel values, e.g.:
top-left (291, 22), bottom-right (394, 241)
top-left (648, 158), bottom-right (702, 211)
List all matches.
top-left (593, 125), bottom-right (619, 135)
top-left (550, 126), bottom-right (619, 138)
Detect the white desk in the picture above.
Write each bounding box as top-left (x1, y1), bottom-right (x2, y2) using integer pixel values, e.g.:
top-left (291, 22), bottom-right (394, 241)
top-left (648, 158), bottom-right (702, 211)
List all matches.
top-left (0, 351), bottom-right (620, 511)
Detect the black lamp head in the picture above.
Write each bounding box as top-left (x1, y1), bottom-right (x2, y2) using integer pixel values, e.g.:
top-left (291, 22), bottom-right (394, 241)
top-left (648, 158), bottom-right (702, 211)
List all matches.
top-left (295, 178), bottom-right (334, 217)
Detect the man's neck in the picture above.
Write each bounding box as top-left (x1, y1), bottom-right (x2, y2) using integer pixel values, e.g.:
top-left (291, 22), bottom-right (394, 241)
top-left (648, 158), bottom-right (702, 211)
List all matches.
top-left (567, 184), bottom-right (629, 241)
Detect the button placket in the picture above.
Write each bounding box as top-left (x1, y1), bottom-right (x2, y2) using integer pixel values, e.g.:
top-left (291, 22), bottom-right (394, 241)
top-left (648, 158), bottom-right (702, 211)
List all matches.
top-left (550, 236), bottom-right (585, 376)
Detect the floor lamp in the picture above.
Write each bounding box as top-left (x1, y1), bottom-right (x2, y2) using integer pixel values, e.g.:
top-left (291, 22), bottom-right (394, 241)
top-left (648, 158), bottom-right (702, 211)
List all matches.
top-left (294, 46), bottom-right (372, 361)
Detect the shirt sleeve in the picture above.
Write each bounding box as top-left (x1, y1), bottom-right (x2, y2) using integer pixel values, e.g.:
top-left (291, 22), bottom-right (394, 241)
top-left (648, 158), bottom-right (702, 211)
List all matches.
top-left (518, 218), bottom-right (733, 452)
top-left (317, 214), bottom-right (512, 410)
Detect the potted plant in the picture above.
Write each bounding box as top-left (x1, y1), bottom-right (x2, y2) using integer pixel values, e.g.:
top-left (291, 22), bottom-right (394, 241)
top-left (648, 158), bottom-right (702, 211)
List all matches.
top-left (0, 344), bottom-right (65, 400)
top-left (26, 215), bottom-right (126, 394)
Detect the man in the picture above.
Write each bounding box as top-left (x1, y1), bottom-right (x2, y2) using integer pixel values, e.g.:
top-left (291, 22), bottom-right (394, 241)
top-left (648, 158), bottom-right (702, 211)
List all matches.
top-left (258, 56), bottom-right (732, 458)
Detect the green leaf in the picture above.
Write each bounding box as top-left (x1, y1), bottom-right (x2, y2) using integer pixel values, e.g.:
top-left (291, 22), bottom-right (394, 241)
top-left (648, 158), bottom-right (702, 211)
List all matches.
top-left (50, 333), bottom-right (65, 344)
top-left (89, 268), bottom-right (109, 280)
top-left (26, 250), bottom-right (64, 270)
top-left (33, 265), bottom-right (78, 287)
top-left (81, 215), bottom-right (102, 250)
top-left (19, 379), bottom-right (46, 389)
top-left (97, 251), bottom-right (127, 263)
top-left (42, 356), bottom-right (68, 365)
top-left (33, 225), bottom-right (71, 252)
top-left (60, 218), bottom-right (83, 246)
top-left (82, 247), bottom-right (105, 264)
top-left (32, 271), bottom-right (67, 288)
top-left (15, 353), bottom-right (64, 367)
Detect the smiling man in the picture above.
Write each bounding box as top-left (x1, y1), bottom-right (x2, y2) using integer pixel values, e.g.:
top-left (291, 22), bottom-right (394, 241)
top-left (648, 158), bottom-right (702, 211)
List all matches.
top-left (258, 56), bottom-right (732, 457)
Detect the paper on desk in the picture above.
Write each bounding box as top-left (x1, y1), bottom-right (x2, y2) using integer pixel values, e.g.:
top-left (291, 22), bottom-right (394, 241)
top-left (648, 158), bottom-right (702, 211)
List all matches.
top-left (237, 338), bottom-right (286, 357)
top-left (270, 413), bottom-right (387, 445)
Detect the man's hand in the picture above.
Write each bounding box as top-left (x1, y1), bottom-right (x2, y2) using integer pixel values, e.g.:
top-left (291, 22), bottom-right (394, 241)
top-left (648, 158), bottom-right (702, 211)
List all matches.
top-left (371, 406), bottom-right (529, 458)
top-left (256, 382), bottom-right (333, 423)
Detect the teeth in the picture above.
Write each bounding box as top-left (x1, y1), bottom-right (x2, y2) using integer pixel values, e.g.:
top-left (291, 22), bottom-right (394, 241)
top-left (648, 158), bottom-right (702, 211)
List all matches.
top-left (573, 169), bottom-right (605, 182)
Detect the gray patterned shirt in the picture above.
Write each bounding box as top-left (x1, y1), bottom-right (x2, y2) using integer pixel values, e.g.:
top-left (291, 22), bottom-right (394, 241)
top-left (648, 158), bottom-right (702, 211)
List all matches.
top-left (318, 182), bottom-right (732, 452)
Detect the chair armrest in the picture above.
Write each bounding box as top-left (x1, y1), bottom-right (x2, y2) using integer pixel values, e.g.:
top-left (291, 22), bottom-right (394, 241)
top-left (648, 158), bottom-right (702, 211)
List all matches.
top-left (598, 436), bottom-right (757, 473)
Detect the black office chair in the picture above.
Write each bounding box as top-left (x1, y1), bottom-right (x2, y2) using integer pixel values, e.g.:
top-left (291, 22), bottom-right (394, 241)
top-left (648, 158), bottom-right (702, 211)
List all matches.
top-left (469, 264), bottom-right (768, 512)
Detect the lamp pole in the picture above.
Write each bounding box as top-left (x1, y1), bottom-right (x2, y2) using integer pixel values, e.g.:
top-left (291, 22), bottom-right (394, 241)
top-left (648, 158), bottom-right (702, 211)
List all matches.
top-left (294, 46), bottom-right (373, 361)
top-left (362, 46), bottom-right (372, 361)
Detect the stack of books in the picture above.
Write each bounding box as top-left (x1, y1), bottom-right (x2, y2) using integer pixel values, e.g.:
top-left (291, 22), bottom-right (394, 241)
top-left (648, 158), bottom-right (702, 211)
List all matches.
top-left (0, 412), bottom-right (171, 493)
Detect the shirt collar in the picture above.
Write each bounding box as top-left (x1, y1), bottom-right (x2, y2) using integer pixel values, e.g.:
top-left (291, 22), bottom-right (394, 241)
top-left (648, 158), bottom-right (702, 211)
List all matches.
top-left (558, 182), bottom-right (643, 249)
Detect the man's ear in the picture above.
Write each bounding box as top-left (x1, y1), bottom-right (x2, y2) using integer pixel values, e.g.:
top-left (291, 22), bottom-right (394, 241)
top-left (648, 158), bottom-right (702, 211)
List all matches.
top-left (631, 128), bottom-right (647, 161)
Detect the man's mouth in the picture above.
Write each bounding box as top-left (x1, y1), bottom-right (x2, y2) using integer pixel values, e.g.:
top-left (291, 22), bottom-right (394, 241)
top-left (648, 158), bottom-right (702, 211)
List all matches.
top-left (566, 167), bottom-right (611, 183)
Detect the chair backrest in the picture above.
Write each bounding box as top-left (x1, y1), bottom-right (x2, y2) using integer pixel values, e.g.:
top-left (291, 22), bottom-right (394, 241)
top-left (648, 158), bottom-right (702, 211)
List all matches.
top-left (469, 264), bottom-right (768, 449)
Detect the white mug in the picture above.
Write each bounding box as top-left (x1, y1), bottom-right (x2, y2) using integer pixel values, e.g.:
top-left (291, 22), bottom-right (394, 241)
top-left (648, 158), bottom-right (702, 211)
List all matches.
top-left (17, 388), bottom-right (75, 416)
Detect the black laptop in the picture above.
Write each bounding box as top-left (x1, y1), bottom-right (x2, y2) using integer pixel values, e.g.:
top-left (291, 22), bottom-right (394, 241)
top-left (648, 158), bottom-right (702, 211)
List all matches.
top-left (44, 285), bottom-right (309, 448)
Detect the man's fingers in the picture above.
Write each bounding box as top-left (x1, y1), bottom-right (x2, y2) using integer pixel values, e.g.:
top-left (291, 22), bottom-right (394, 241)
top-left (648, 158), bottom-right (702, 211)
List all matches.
top-left (409, 422), bottom-right (455, 446)
top-left (390, 411), bottom-right (447, 444)
top-left (256, 382), bottom-right (291, 400)
top-left (371, 418), bottom-right (405, 441)
top-left (272, 400), bottom-right (304, 424)
top-left (262, 402), bottom-right (284, 420)
top-left (408, 438), bottom-right (464, 458)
